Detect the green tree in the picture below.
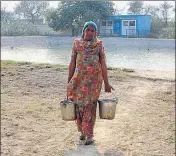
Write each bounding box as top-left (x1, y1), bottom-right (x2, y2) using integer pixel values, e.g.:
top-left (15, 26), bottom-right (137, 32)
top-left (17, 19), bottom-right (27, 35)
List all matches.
top-left (14, 1), bottom-right (49, 24)
top-left (143, 2), bottom-right (175, 39)
top-left (46, 1), bottom-right (115, 36)
top-left (160, 1), bottom-right (173, 27)
top-left (128, 1), bottom-right (144, 15)
top-left (143, 5), bottom-right (160, 18)
top-left (1, 7), bottom-right (15, 23)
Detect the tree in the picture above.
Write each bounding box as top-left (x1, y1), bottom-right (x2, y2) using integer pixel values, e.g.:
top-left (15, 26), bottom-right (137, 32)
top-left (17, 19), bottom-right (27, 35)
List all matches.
top-left (46, 1), bottom-right (115, 36)
top-left (14, 1), bottom-right (49, 24)
top-left (160, 1), bottom-right (173, 27)
top-left (143, 5), bottom-right (160, 18)
top-left (114, 6), bottom-right (127, 15)
top-left (1, 7), bottom-right (15, 23)
top-left (128, 1), bottom-right (144, 15)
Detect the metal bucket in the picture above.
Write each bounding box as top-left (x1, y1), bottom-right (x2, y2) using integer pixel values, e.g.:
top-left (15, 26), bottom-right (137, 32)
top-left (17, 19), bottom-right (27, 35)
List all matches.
top-left (60, 99), bottom-right (76, 121)
top-left (98, 98), bottom-right (118, 120)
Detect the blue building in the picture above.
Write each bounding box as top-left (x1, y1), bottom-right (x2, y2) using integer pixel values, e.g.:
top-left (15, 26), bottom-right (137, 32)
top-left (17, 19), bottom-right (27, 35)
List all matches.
top-left (99, 15), bottom-right (151, 37)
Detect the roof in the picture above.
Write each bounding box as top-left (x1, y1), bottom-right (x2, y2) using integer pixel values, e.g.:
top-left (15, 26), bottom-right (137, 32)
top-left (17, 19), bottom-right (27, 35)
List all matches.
top-left (109, 15), bottom-right (151, 17)
top-left (101, 15), bottom-right (151, 20)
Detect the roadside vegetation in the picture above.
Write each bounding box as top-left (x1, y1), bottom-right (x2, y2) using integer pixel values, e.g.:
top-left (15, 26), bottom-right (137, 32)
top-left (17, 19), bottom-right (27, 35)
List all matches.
top-left (1, 1), bottom-right (175, 38)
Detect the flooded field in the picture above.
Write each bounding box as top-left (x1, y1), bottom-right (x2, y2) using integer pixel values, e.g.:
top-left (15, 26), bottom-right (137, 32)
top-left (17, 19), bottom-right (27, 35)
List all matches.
top-left (1, 36), bottom-right (175, 71)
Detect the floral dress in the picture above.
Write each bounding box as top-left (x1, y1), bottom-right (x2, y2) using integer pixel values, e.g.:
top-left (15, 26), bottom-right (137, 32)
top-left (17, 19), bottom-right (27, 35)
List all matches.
top-left (67, 38), bottom-right (105, 138)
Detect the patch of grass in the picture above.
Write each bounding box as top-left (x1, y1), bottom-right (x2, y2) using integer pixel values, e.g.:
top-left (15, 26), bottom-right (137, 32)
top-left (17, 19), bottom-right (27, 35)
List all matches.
top-left (1, 88), bottom-right (11, 94)
top-left (107, 67), bottom-right (121, 71)
top-left (1, 108), bottom-right (6, 112)
top-left (32, 63), bottom-right (53, 69)
top-left (17, 61), bottom-right (32, 65)
top-left (1, 60), bottom-right (18, 69)
top-left (1, 60), bottom-right (68, 70)
top-left (107, 67), bottom-right (137, 82)
top-left (107, 67), bottom-right (135, 72)
top-left (107, 67), bottom-right (134, 80)
top-left (29, 62), bottom-right (68, 70)
top-left (1, 60), bottom-right (32, 69)
top-left (54, 64), bottom-right (68, 70)
top-left (121, 68), bottom-right (135, 72)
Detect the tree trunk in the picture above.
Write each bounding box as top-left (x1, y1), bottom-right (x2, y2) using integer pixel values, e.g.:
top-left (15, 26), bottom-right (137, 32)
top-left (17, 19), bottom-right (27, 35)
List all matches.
top-left (71, 26), bottom-right (75, 37)
top-left (31, 14), bottom-right (35, 24)
top-left (165, 12), bottom-right (168, 27)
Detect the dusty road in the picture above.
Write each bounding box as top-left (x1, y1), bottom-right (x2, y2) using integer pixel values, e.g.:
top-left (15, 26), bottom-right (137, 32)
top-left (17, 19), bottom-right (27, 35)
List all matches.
top-left (1, 61), bottom-right (175, 156)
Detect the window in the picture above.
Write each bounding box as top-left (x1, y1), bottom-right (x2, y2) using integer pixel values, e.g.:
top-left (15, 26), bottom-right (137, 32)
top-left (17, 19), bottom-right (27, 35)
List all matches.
top-left (129, 21), bottom-right (135, 26)
top-left (101, 21), bottom-right (106, 26)
top-left (107, 21), bottom-right (112, 26)
top-left (123, 21), bottom-right (128, 26)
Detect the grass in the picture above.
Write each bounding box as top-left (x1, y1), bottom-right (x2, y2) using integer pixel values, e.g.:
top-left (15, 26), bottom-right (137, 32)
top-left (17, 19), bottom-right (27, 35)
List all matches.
top-left (32, 63), bottom-right (68, 70)
top-left (1, 60), bottom-right (68, 70)
top-left (1, 88), bottom-right (11, 94)
top-left (1, 60), bottom-right (32, 69)
top-left (107, 67), bottom-right (134, 72)
top-left (1, 60), bottom-right (134, 81)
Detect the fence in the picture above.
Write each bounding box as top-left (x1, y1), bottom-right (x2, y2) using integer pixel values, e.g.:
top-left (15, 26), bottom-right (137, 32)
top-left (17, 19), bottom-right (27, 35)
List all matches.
top-left (126, 29), bottom-right (150, 38)
top-left (98, 29), bottom-right (150, 38)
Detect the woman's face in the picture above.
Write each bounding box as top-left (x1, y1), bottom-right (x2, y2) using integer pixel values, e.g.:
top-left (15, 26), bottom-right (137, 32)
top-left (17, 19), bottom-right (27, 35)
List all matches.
top-left (83, 25), bottom-right (96, 41)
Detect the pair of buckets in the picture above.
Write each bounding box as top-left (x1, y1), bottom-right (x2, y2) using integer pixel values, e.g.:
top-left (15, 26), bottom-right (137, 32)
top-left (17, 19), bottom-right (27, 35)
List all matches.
top-left (60, 94), bottom-right (118, 121)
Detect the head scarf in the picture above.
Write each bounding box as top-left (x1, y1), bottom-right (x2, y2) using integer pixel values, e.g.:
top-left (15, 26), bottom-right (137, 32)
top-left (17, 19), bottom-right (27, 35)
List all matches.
top-left (82, 21), bottom-right (98, 40)
top-left (82, 21), bottom-right (97, 32)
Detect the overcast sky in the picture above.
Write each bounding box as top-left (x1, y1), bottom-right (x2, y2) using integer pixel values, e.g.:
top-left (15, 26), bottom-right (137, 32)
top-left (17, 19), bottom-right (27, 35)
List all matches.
top-left (1, 1), bottom-right (175, 15)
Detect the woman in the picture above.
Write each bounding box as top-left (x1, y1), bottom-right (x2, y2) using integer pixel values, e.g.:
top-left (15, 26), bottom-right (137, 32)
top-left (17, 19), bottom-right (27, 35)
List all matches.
top-left (67, 21), bottom-right (114, 145)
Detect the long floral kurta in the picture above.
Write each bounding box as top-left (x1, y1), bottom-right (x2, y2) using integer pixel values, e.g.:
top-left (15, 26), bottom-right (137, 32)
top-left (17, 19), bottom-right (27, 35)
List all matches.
top-left (67, 38), bottom-right (105, 138)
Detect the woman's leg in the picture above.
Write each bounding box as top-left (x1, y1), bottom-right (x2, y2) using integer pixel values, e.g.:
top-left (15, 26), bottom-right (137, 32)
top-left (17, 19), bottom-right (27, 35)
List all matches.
top-left (75, 102), bottom-right (97, 143)
top-left (82, 102), bottom-right (97, 141)
top-left (75, 105), bottom-right (86, 140)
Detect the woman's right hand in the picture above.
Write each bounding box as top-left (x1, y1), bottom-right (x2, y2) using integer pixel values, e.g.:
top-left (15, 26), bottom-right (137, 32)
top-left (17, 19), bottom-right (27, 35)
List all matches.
top-left (104, 83), bottom-right (114, 93)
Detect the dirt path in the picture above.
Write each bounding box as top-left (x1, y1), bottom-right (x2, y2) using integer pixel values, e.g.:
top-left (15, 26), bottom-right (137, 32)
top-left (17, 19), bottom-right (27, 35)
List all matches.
top-left (1, 61), bottom-right (175, 156)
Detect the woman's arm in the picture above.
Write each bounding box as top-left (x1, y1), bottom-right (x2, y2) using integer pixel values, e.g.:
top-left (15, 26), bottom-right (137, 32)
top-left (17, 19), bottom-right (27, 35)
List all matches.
top-left (100, 58), bottom-right (114, 92)
top-left (68, 40), bottom-right (77, 83)
top-left (99, 41), bottom-right (114, 92)
top-left (68, 58), bottom-right (76, 83)
top-left (100, 58), bottom-right (109, 85)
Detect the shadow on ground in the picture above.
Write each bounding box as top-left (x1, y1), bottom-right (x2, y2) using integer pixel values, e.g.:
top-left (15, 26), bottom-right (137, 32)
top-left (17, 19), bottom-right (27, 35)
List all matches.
top-left (64, 139), bottom-right (123, 156)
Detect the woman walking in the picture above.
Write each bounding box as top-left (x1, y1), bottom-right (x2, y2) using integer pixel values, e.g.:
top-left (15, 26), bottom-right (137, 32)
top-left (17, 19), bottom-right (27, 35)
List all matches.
top-left (67, 21), bottom-right (114, 145)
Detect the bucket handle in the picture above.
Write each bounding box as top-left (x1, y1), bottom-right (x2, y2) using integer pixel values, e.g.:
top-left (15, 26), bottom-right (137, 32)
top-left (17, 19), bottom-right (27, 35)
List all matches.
top-left (111, 91), bottom-right (117, 101)
top-left (99, 90), bottom-right (118, 100)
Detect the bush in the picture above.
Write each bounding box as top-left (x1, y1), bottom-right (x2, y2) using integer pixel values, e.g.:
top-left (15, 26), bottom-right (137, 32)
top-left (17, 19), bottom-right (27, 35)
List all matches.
top-left (146, 33), bottom-right (159, 39)
top-left (151, 17), bottom-right (165, 35)
top-left (158, 27), bottom-right (175, 39)
top-left (1, 20), bottom-right (40, 36)
top-left (150, 18), bottom-right (175, 39)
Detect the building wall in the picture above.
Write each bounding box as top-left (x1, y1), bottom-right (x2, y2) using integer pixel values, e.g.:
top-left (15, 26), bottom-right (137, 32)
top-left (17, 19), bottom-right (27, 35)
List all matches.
top-left (113, 20), bottom-right (120, 36)
top-left (109, 15), bottom-right (138, 36)
top-left (136, 15), bottom-right (151, 37)
top-left (99, 20), bottom-right (114, 36)
top-left (100, 15), bottom-right (151, 37)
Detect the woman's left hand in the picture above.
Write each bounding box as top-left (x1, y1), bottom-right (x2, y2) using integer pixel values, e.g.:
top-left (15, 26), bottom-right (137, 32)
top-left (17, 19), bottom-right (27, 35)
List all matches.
top-left (104, 83), bottom-right (114, 92)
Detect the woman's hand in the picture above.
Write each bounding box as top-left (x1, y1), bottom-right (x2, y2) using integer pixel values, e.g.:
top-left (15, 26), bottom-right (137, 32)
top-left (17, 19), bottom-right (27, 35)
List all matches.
top-left (104, 83), bottom-right (114, 92)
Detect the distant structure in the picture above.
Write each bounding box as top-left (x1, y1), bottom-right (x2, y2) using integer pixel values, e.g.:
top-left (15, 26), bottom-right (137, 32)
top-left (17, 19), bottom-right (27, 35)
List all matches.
top-left (99, 15), bottom-right (151, 37)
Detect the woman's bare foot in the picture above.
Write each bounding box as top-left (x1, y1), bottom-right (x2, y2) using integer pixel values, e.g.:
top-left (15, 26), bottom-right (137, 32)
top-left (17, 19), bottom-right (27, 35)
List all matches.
top-left (79, 134), bottom-right (85, 140)
top-left (84, 137), bottom-right (94, 145)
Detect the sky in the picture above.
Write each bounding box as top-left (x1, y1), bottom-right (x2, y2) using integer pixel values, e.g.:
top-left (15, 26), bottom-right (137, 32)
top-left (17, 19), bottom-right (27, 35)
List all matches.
top-left (1, 1), bottom-right (175, 15)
